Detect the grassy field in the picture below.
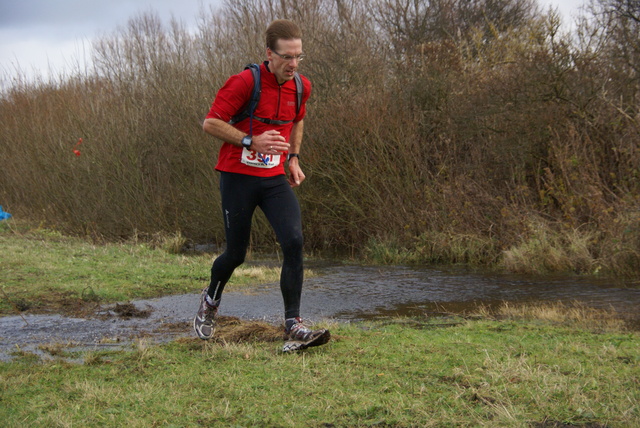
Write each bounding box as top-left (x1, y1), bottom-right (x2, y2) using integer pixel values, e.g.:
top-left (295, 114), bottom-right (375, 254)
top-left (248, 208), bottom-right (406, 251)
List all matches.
top-left (0, 220), bottom-right (281, 316)
top-left (1, 221), bottom-right (639, 427)
top-left (1, 317), bottom-right (638, 427)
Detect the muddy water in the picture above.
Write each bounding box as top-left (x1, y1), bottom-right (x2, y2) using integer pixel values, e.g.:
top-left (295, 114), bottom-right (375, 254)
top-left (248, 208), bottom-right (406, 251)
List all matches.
top-left (1, 263), bottom-right (639, 361)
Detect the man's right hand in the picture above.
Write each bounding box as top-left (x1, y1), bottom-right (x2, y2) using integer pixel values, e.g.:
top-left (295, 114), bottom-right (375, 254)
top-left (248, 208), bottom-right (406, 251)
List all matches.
top-left (251, 130), bottom-right (290, 155)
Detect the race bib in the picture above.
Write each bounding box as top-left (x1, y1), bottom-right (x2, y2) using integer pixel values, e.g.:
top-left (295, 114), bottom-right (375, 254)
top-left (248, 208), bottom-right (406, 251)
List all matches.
top-left (241, 148), bottom-right (280, 168)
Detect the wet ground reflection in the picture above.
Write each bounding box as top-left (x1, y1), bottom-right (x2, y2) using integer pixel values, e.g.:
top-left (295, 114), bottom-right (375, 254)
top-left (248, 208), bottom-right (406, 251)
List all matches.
top-left (300, 264), bottom-right (639, 322)
top-left (1, 263), bottom-right (638, 360)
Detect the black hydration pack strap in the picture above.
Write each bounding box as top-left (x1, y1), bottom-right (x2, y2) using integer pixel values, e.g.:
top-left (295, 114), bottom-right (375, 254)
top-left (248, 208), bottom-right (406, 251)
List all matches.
top-left (229, 63), bottom-right (303, 126)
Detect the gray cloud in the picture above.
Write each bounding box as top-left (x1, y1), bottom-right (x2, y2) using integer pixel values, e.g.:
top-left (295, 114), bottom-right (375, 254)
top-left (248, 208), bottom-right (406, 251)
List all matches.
top-left (1, 0), bottom-right (133, 29)
top-left (0, 0), bottom-right (214, 38)
top-left (0, 0), bottom-right (216, 78)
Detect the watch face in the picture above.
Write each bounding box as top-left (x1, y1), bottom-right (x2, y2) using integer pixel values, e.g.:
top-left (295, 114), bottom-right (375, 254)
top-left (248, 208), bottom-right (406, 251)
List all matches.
top-left (242, 137), bottom-right (251, 148)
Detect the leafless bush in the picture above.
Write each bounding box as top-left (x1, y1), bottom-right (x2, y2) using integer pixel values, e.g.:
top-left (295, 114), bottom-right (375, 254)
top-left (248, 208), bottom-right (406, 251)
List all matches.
top-left (0, 0), bottom-right (638, 276)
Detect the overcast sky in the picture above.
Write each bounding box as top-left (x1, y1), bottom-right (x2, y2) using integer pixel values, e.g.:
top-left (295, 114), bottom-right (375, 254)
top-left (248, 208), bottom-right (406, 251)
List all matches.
top-left (0, 0), bottom-right (586, 83)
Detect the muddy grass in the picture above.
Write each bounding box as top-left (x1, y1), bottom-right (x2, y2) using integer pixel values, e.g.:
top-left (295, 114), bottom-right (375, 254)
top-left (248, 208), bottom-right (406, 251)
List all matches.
top-left (1, 288), bottom-right (104, 318)
top-left (0, 286), bottom-right (305, 362)
top-left (111, 302), bottom-right (152, 318)
top-left (4, 263), bottom-right (640, 362)
top-left (2, 314), bottom-right (286, 363)
top-left (186, 315), bottom-right (284, 344)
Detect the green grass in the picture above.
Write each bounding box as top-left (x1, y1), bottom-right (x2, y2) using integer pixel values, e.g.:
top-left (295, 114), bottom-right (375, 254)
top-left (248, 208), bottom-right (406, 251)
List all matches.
top-left (1, 319), bottom-right (638, 427)
top-left (1, 221), bottom-right (638, 427)
top-left (0, 221), bottom-right (282, 315)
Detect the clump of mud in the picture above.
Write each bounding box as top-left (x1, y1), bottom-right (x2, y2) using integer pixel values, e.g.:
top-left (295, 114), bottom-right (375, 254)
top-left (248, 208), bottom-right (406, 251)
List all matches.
top-left (112, 302), bottom-right (152, 318)
top-left (216, 316), bottom-right (284, 343)
top-left (175, 316), bottom-right (283, 345)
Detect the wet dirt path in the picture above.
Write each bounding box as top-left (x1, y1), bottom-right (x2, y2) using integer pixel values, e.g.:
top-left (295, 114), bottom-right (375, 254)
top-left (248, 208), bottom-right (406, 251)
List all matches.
top-left (2, 264), bottom-right (639, 361)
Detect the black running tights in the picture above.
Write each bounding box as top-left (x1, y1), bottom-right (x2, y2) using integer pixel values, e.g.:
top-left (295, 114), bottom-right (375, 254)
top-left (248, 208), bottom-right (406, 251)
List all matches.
top-left (207, 172), bottom-right (303, 319)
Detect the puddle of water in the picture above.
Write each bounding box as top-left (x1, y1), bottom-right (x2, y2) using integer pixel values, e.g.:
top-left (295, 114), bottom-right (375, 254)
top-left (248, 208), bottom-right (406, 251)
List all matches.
top-left (1, 263), bottom-right (638, 361)
top-left (302, 265), bottom-right (640, 322)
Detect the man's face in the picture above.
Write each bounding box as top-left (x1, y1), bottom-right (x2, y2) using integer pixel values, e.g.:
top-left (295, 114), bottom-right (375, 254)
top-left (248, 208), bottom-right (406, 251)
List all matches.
top-left (267, 38), bottom-right (303, 84)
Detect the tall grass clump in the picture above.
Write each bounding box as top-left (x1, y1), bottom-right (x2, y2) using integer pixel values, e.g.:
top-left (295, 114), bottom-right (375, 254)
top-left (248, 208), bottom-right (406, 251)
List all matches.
top-left (1, 0), bottom-right (639, 277)
top-left (500, 221), bottom-right (598, 274)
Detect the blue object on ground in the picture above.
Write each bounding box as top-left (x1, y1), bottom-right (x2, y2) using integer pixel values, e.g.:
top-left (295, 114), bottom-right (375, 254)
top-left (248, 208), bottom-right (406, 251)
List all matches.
top-left (0, 206), bottom-right (12, 221)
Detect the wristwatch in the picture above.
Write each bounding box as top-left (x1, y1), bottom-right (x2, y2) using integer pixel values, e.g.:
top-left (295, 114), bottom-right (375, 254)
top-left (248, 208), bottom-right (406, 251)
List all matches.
top-left (241, 135), bottom-right (252, 149)
top-left (287, 153), bottom-right (300, 161)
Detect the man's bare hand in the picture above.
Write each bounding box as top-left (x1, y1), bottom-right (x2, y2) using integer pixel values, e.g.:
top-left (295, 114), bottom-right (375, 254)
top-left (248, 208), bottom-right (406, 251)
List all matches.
top-left (252, 130), bottom-right (289, 154)
top-left (287, 158), bottom-right (305, 187)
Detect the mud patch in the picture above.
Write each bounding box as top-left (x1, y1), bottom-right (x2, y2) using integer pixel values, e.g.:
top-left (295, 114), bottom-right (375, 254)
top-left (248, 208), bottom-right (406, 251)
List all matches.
top-left (3, 264), bottom-right (639, 362)
top-left (112, 302), bottom-right (152, 319)
top-left (155, 321), bottom-right (191, 333)
top-left (214, 316), bottom-right (283, 343)
top-left (0, 289), bottom-right (300, 362)
top-left (174, 316), bottom-right (283, 346)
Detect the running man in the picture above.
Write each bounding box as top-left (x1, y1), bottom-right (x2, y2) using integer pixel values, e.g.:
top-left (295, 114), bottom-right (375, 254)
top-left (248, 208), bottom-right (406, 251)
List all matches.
top-left (194, 19), bottom-right (330, 352)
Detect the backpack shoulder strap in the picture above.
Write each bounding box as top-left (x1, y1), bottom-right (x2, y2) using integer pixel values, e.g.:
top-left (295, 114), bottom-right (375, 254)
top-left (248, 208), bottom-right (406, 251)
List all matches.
top-left (293, 72), bottom-right (303, 116)
top-left (229, 63), bottom-right (261, 125)
top-left (229, 64), bottom-right (305, 126)
top-left (246, 63), bottom-right (261, 118)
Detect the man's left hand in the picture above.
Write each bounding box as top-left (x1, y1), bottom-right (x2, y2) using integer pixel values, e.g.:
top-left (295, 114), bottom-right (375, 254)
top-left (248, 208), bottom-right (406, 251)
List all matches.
top-left (287, 158), bottom-right (305, 188)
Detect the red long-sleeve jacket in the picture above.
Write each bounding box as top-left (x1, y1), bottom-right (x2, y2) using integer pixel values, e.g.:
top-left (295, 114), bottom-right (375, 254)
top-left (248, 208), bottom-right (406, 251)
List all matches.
top-left (205, 61), bottom-right (311, 177)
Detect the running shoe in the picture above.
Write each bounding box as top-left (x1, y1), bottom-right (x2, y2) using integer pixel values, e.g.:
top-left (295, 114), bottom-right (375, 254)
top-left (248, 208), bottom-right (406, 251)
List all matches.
top-left (282, 317), bottom-right (331, 352)
top-left (193, 288), bottom-right (218, 340)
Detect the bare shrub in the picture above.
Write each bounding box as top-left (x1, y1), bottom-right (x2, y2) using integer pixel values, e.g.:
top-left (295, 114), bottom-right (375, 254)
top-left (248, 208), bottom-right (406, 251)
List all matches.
top-left (0, 0), bottom-right (638, 276)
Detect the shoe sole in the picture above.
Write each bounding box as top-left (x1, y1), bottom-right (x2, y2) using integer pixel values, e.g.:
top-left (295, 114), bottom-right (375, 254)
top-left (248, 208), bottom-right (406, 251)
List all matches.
top-left (283, 329), bottom-right (331, 352)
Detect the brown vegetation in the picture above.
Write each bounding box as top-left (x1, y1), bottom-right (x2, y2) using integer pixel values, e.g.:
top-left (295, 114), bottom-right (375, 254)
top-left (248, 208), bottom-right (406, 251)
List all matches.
top-left (1, 0), bottom-right (639, 277)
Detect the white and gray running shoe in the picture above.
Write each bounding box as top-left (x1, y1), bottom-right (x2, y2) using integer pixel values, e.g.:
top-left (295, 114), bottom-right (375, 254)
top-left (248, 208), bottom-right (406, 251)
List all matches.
top-left (193, 288), bottom-right (218, 340)
top-left (282, 317), bottom-right (330, 352)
